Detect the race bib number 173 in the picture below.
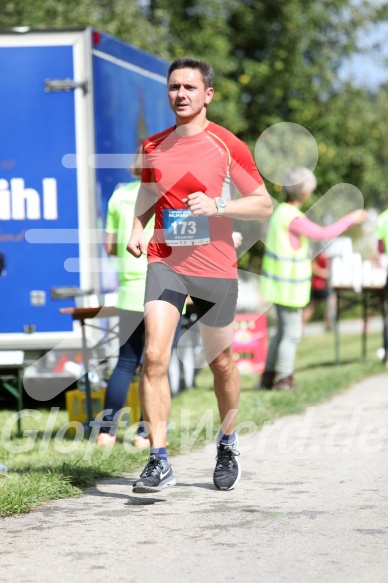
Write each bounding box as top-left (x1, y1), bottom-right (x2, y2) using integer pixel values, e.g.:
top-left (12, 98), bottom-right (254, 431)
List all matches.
top-left (163, 209), bottom-right (210, 246)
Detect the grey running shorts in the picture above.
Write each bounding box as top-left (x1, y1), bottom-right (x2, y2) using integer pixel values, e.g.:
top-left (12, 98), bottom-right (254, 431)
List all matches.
top-left (144, 262), bottom-right (238, 327)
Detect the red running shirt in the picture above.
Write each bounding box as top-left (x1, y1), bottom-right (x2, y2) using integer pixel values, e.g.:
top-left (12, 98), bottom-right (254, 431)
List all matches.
top-left (141, 122), bottom-right (263, 278)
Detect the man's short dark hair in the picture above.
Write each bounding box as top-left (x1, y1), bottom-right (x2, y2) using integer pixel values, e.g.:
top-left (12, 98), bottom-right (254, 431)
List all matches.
top-left (167, 57), bottom-right (214, 89)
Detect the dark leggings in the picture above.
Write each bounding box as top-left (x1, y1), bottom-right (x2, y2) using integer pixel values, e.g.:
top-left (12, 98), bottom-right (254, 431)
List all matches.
top-left (100, 309), bottom-right (145, 434)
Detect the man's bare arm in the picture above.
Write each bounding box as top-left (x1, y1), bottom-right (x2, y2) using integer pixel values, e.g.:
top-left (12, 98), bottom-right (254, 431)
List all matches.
top-left (134, 182), bottom-right (158, 225)
top-left (185, 183), bottom-right (273, 220)
top-left (126, 183), bottom-right (156, 257)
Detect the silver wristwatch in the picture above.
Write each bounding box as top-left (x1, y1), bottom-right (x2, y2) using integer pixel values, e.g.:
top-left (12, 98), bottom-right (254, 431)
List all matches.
top-left (214, 197), bottom-right (227, 217)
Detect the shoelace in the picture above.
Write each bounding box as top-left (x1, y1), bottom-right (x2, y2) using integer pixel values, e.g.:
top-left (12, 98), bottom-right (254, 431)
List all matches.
top-left (140, 457), bottom-right (165, 478)
top-left (215, 446), bottom-right (240, 470)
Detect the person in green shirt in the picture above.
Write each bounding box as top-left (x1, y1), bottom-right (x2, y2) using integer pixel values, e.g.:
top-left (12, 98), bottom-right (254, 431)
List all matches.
top-left (376, 207), bottom-right (388, 368)
top-left (377, 207), bottom-right (388, 258)
top-left (97, 151), bottom-right (151, 447)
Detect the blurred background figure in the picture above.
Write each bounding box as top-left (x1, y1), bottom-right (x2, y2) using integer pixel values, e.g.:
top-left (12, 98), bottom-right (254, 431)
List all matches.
top-left (376, 206), bottom-right (388, 367)
top-left (259, 167), bottom-right (366, 391)
top-left (97, 148), bottom-right (151, 448)
top-left (302, 251), bottom-right (334, 330)
top-left (376, 206), bottom-right (388, 261)
top-left (232, 231), bottom-right (243, 249)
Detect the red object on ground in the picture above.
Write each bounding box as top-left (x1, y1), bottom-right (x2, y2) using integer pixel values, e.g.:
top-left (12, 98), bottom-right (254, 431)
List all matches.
top-left (232, 313), bottom-right (267, 375)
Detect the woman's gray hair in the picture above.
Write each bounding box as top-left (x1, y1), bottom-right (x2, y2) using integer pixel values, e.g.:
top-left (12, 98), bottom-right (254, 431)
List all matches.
top-left (282, 167), bottom-right (317, 201)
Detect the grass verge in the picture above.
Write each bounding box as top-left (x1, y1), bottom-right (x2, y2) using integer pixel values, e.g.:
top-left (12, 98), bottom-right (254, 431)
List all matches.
top-left (0, 328), bottom-right (385, 518)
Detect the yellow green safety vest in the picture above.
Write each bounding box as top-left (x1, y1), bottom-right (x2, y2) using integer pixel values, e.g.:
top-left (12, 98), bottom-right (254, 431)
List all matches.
top-left (261, 203), bottom-right (311, 308)
top-left (376, 208), bottom-right (388, 253)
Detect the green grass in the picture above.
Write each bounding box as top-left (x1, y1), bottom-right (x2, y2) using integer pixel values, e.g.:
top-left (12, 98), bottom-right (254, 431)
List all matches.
top-left (0, 329), bottom-right (385, 518)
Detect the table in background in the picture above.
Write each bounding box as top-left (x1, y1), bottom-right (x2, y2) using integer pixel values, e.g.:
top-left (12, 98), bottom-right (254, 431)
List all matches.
top-left (333, 286), bottom-right (387, 365)
top-left (0, 350), bottom-right (25, 435)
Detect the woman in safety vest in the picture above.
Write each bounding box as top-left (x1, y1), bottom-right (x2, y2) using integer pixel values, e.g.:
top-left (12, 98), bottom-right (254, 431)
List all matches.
top-left (259, 167), bottom-right (366, 391)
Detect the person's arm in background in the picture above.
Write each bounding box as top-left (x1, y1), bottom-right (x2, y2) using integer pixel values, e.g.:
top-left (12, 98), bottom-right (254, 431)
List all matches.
top-left (105, 193), bottom-right (118, 256)
top-left (289, 210), bottom-right (366, 248)
top-left (105, 232), bottom-right (117, 256)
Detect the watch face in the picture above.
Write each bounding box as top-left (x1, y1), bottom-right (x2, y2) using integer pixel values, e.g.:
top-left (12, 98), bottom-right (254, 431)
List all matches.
top-left (217, 198), bottom-right (227, 208)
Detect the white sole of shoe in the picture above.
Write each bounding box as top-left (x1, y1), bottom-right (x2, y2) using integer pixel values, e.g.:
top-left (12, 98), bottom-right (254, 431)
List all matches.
top-left (132, 477), bottom-right (176, 494)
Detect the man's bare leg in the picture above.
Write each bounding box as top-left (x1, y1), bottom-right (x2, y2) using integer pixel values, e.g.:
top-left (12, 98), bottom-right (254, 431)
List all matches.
top-left (141, 300), bottom-right (181, 448)
top-left (200, 322), bottom-right (240, 435)
top-left (200, 321), bottom-right (241, 490)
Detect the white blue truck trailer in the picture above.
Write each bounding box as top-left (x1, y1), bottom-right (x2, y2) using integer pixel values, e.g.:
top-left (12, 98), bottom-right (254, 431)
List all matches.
top-left (0, 27), bottom-right (173, 394)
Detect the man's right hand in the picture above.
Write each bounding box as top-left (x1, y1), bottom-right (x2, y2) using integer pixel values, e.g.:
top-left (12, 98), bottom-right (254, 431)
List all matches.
top-left (126, 230), bottom-right (147, 257)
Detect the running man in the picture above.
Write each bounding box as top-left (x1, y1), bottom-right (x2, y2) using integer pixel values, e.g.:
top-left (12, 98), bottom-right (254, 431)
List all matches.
top-left (127, 57), bottom-right (272, 493)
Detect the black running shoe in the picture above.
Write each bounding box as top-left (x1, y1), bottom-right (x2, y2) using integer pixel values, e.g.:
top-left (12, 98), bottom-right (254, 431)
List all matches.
top-left (133, 454), bottom-right (176, 493)
top-left (213, 440), bottom-right (241, 491)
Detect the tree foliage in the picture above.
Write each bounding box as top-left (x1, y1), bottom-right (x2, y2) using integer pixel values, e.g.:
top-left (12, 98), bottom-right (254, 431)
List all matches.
top-left (0, 0), bottom-right (170, 56)
top-left (2, 0), bottom-right (388, 268)
top-left (148, 0), bottom-right (388, 206)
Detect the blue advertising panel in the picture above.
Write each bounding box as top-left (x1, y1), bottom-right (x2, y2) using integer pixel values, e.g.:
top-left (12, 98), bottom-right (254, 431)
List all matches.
top-left (92, 31), bottom-right (174, 292)
top-left (0, 45), bottom-right (79, 333)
